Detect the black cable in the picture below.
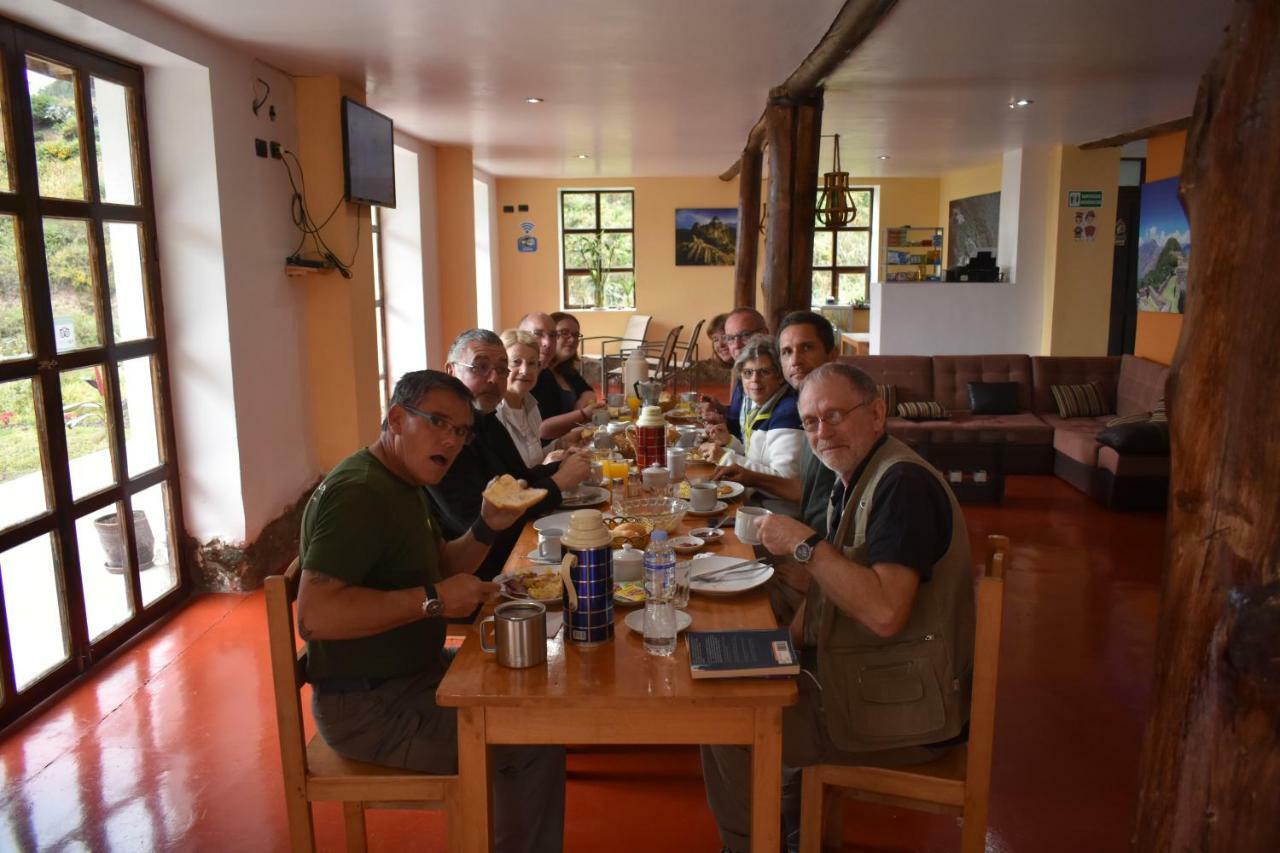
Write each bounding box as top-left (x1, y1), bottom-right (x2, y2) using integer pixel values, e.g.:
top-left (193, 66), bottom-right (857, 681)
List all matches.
top-left (279, 150), bottom-right (360, 278)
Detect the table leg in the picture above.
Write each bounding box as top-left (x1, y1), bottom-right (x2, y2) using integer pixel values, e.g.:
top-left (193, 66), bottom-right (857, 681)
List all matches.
top-left (457, 707), bottom-right (491, 853)
top-left (750, 706), bottom-right (783, 853)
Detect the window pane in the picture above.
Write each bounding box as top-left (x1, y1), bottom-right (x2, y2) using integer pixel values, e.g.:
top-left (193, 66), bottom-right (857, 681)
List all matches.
top-left (600, 193), bottom-right (632, 228)
top-left (119, 355), bottom-right (161, 475)
top-left (566, 274), bottom-right (596, 309)
top-left (812, 231), bottom-right (833, 268)
top-left (76, 504), bottom-right (134, 641)
top-left (61, 365), bottom-right (115, 499)
top-left (851, 191), bottom-right (872, 228)
top-left (838, 273), bottom-right (868, 306)
top-left (134, 482), bottom-right (177, 606)
top-left (45, 218), bottom-right (102, 352)
top-left (91, 77), bottom-right (139, 205)
top-left (561, 193), bottom-right (596, 229)
top-left (563, 233), bottom-right (597, 270)
top-left (0, 378), bottom-right (50, 531)
top-left (1, 532), bottom-right (70, 690)
top-left (104, 221), bottom-right (151, 343)
top-left (1, 214), bottom-right (31, 360)
top-left (27, 56), bottom-right (86, 201)
top-left (811, 270), bottom-right (833, 303)
top-left (603, 272), bottom-right (635, 309)
top-left (601, 232), bottom-right (633, 268)
top-left (837, 230), bottom-right (871, 267)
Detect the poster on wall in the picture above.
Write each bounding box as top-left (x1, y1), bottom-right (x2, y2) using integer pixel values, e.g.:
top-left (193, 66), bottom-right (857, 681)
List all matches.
top-left (1136, 177), bottom-right (1190, 313)
top-left (675, 208), bottom-right (737, 266)
top-left (946, 192), bottom-right (1000, 268)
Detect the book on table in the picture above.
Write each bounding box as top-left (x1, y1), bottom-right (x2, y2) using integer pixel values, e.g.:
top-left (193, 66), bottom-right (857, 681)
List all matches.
top-left (687, 628), bottom-right (801, 679)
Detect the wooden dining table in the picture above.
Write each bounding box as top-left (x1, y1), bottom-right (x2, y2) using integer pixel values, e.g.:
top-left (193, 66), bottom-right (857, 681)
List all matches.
top-left (436, 492), bottom-right (798, 853)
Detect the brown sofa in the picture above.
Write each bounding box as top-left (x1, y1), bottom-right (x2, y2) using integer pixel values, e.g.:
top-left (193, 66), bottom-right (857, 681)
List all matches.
top-left (837, 353), bottom-right (1170, 509)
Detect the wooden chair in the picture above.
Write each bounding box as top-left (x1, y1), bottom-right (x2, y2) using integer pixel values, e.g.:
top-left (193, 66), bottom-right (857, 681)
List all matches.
top-left (265, 559), bottom-right (460, 852)
top-left (798, 534), bottom-right (1009, 853)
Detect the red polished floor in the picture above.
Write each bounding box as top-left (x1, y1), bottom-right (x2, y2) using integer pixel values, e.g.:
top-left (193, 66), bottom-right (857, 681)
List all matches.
top-left (0, 475), bottom-right (1165, 852)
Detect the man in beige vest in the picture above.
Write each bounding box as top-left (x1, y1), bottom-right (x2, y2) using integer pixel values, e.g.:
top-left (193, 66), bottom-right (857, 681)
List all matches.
top-left (701, 362), bottom-right (975, 853)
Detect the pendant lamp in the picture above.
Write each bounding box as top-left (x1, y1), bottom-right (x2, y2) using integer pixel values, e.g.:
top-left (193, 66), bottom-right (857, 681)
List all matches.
top-left (816, 134), bottom-right (857, 227)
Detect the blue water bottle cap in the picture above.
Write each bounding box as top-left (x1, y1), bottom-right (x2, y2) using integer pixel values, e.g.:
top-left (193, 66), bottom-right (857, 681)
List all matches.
top-left (650, 530), bottom-right (668, 542)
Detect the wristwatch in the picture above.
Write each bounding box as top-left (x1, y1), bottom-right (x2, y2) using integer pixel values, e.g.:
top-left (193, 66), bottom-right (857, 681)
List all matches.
top-left (792, 532), bottom-right (825, 564)
top-left (422, 584), bottom-right (444, 619)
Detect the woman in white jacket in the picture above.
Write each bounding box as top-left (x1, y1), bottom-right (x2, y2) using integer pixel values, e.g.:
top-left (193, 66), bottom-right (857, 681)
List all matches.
top-left (702, 337), bottom-right (806, 492)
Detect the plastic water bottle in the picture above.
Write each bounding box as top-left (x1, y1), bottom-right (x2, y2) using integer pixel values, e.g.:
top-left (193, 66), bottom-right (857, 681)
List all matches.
top-left (643, 530), bottom-right (677, 656)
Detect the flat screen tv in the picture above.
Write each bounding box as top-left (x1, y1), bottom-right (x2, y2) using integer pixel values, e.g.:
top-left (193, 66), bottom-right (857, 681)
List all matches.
top-left (341, 97), bottom-right (395, 207)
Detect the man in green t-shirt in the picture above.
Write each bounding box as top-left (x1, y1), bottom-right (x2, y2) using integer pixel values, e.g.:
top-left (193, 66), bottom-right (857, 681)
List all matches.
top-left (714, 311), bottom-right (838, 623)
top-left (297, 369), bottom-right (564, 853)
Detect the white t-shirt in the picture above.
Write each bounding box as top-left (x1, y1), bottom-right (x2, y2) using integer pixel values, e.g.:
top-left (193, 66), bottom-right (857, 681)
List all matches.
top-left (497, 395), bottom-right (544, 468)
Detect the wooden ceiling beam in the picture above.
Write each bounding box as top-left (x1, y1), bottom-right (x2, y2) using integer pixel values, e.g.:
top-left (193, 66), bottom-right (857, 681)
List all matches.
top-left (1078, 116), bottom-right (1193, 150)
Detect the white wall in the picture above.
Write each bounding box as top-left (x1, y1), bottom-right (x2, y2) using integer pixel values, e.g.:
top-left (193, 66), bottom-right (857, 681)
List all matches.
top-left (5, 0), bottom-right (314, 541)
top-left (872, 146), bottom-right (1057, 356)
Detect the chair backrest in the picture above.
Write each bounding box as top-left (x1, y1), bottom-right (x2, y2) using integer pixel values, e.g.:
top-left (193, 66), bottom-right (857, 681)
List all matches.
top-left (266, 559), bottom-right (309, 789)
top-left (621, 314), bottom-right (652, 344)
top-left (680, 318), bottom-right (706, 368)
top-left (964, 535), bottom-right (1008, 814)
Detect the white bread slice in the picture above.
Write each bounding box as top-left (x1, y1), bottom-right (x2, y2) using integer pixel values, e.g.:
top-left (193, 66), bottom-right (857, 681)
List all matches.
top-left (482, 474), bottom-right (547, 512)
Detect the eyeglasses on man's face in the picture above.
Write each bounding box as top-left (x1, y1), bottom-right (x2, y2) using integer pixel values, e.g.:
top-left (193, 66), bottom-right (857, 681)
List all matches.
top-left (453, 360), bottom-right (510, 379)
top-left (399, 402), bottom-right (474, 442)
top-left (723, 329), bottom-right (767, 344)
top-left (740, 366), bottom-right (777, 380)
top-left (800, 398), bottom-right (873, 433)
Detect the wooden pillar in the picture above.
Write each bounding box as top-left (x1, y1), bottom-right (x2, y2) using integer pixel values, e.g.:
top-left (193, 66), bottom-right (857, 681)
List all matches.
top-left (1133, 2), bottom-right (1280, 850)
top-left (762, 87), bottom-right (823, 331)
top-left (733, 146), bottom-right (763, 308)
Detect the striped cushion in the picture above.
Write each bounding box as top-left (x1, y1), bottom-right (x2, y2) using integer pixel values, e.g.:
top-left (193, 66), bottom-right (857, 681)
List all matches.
top-left (1150, 397), bottom-right (1167, 423)
top-left (1105, 412), bottom-right (1150, 429)
top-left (876, 384), bottom-right (896, 415)
top-left (1051, 382), bottom-right (1110, 418)
top-left (897, 401), bottom-right (946, 420)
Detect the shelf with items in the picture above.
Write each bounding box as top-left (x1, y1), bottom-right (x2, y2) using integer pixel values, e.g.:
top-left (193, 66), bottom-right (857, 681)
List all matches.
top-left (883, 226), bottom-right (944, 282)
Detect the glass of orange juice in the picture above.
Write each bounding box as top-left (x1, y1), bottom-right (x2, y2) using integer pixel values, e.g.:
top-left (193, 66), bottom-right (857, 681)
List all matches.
top-left (603, 460), bottom-right (630, 481)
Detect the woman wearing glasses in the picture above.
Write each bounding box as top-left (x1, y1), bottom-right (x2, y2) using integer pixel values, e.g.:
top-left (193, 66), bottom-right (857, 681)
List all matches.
top-left (498, 329), bottom-right (583, 467)
top-left (549, 312), bottom-right (598, 411)
top-left (701, 337), bottom-right (805, 502)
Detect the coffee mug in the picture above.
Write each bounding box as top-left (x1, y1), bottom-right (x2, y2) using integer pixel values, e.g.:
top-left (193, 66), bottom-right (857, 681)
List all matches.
top-left (689, 482), bottom-right (718, 512)
top-left (538, 528), bottom-right (563, 560)
top-left (734, 507), bottom-right (770, 545)
top-left (480, 600), bottom-right (548, 668)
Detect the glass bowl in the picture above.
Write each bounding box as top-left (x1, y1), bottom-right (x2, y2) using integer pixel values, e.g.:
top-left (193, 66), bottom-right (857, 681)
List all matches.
top-left (611, 496), bottom-right (690, 533)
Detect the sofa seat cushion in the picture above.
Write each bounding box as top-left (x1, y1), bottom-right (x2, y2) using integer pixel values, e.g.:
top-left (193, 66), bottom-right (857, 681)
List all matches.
top-left (1098, 446), bottom-right (1170, 477)
top-left (941, 413), bottom-right (1054, 445)
top-left (1116, 355), bottom-right (1170, 417)
top-left (1053, 426), bottom-right (1102, 467)
top-left (884, 418), bottom-right (937, 443)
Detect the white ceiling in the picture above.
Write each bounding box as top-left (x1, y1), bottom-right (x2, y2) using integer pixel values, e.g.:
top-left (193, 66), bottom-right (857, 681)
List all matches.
top-left (136, 0), bottom-right (1230, 178)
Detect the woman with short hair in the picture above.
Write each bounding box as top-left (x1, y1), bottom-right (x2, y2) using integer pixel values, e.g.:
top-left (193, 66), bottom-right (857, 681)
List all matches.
top-left (497, 329), bottom-right (551, 467)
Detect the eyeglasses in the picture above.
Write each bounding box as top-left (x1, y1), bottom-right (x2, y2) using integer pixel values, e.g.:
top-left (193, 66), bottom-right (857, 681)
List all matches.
top-left (800, 398), bottom-right (873, 433)
top-left (530, 330), bottom-right (556, 341)
top-left (723, 329), bottom-right (767, 344)
top-left (453, 361), bottom-right (510, 379)
top-left (740, 366), bottom-right (776, 380)
top-left (399, 403), bottom-right (474, 442)
top-left (555, 330), bottom-right (581, 341)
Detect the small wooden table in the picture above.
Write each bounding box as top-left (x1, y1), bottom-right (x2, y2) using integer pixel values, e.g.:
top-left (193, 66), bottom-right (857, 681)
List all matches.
top-left (839, 332), bottom-right (871, 356)
top-left (436, 502), bottom-right (797, 853)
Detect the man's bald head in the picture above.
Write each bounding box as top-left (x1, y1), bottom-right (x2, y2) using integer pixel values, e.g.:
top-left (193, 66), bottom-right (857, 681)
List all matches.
top-left (519, 312), bottom-right (558, 368)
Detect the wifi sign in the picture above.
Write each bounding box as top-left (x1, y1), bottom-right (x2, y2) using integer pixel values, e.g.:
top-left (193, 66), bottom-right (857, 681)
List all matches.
top-left (519, 221), bottom-right (535, 234)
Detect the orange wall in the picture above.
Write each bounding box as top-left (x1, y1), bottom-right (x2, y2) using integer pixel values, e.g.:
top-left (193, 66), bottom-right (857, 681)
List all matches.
top-left (937, 159), bottom-right (1003, 265)
top-left (495, 176), bottom-right (742, 347)
top-left (1133, 130), bottom-right (1187, 365)
top-left (434, 147), bottom-right (478, 363)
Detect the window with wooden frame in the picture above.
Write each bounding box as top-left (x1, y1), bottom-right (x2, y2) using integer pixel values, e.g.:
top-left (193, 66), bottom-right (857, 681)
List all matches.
top-left (0, 17), bottom-right (187, 730)
top-left (560, 189), bottom-right (635, 310)
top-left (811, 187), bottom-right (874, 306)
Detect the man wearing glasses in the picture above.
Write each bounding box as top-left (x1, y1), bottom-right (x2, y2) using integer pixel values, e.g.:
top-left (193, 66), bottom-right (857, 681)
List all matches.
top-left (698, 307), bottom-right (770, 439)
top-left (430, 328), bottom-right (591, 580)
top-left (519, 312), bottom-right (603, 441)
top-left (297, 369), bottom-right (565, 853)
top-left (700, 362), bottom-right (974, 853)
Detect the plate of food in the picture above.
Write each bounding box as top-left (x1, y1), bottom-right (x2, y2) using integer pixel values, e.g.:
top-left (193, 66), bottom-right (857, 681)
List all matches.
top-left (669, 535), bottom-right (705, 554)
top-left (675, 480), bottom-right (744, 502)
top-left (560, 485), bottom-right (610, 508)
top-left (613, 581), bottom-right (645, 606)
top-left (497, 568), bottom-right (564, 607)
top-left (688, 555), bottom-right (773, 596)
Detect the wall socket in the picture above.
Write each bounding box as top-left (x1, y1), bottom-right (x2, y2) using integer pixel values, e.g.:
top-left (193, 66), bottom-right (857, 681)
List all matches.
top-left (254, 138), bottom-right (268, 158)
top-left (269, 142), bottom-right (283, 159)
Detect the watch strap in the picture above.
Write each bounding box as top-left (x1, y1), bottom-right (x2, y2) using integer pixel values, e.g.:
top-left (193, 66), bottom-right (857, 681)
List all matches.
top-left (471, 515), bottom-right (497, 545)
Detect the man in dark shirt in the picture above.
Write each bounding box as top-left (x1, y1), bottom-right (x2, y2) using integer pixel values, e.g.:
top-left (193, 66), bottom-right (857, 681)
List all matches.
top-left (297, 369), bottom-right (564, 853)
top-left (429, 328), bottom-right (591, 579)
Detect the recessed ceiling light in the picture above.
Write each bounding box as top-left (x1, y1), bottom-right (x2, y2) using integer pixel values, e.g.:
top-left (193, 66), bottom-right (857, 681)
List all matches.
top-left (524, 97), bottom-right (544, 104)
top-left (878, 155), bottom-right (891, 160)
top-left (1009, 97), bottom-right (1033, 109)
top-left (577, 153), bottom-right (590, 160)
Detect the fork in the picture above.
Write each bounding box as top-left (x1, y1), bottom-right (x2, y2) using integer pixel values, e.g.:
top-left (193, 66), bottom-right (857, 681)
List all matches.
top-left (693, 556), bottom-right (773, 581)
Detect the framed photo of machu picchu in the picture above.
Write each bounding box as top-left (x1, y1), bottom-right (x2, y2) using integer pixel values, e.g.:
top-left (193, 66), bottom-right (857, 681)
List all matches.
top-left (675, 208), bottom-right (737, 266)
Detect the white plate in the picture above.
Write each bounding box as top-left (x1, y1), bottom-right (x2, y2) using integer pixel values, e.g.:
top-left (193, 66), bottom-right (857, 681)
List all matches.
top-left (495, 571), bottom-right (564, 608)
top-left (688, 555), bottom-right (774, 595)
top-left (624, 608), bottom-right (693, 634)
top-left (525, 548), bottom-right (561, 564)
top-left (669, 535), bottom-right (705, 554)
top-left (533, 511), bottom-right (577, 533)
top-left (676, 480), bottom-right (745, 502)
top-left (560, 486), bottom-right (610, 508)
top-left (686, 500), bottom-right (729, 517)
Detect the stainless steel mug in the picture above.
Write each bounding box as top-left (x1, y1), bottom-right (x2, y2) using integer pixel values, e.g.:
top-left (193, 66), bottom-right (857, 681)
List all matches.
top-left (479, 600), bottom-right (548, 668)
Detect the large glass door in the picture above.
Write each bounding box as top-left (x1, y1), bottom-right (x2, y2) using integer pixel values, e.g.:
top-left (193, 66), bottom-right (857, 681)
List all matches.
top-left (0, 18), bottom-right (187, 728)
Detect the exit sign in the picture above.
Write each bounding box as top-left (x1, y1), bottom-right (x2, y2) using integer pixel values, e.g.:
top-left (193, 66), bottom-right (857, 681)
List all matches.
top-left (1067, 190), bottom-right (1103, 208)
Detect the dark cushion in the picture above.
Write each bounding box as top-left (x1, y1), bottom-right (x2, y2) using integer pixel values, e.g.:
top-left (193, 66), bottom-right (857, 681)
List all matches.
top-left (967, 381), bottom-right (1019, 415)
top-left (1097, 420), bottom-right (1170, 456)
